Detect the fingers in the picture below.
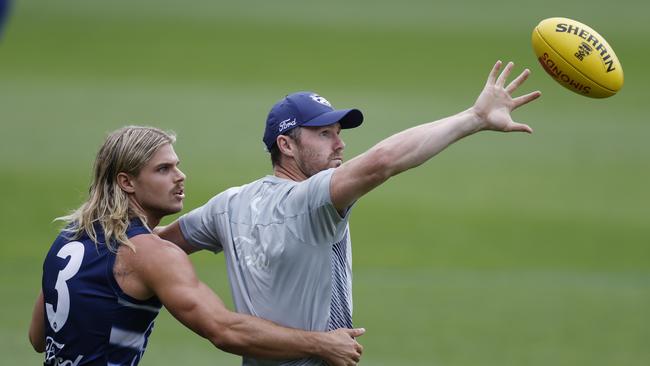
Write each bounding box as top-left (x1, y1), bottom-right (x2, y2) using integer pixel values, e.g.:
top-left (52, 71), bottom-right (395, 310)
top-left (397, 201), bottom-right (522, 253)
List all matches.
top-left (353, 345), bottom-right (362, 361)
top-left (486, 60), bottom-right (502, 86)
top-left (489, 61), bottom-right (535, 94)
top-left (355, 340), bottom-right (364, 354)
top-left (506, 68), bottom-right (531, 94)
top-left (512, 90), bottom-right (542, 109)
top-left (347, 328), bottom-right (366, 338)
top-left (502, 64), bottom-right (540, 110)
top-left (496, 61), bottom-right (514, 88)
top-left (348, 343), bottom-right (362, 364)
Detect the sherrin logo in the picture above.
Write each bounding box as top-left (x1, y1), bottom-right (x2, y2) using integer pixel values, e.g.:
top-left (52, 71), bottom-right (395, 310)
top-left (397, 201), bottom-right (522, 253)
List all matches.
top-left (575, 42), bottom-right (593, 61)
top-left (309, 94), bottom-right (332, 107)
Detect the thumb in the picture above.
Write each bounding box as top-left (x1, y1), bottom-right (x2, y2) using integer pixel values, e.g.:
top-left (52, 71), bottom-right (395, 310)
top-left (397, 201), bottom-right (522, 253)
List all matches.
top-left (346, 328), bottom-right (366, 338)
top-left (506, 122), bottom-right (533, 134)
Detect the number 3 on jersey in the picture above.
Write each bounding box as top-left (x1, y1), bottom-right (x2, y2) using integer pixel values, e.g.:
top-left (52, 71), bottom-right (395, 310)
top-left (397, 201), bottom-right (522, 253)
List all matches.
top-left (46, 241), bottom-right (85, 332)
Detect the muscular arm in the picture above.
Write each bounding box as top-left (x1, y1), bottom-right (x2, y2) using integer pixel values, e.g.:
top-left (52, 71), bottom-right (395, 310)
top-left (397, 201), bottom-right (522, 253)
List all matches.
top-left (28, 290), bottom-right (45, 353)
top-left (129, 235), bottom-right (364, 364)
top-left (331, 61), bottom-right (541, 211)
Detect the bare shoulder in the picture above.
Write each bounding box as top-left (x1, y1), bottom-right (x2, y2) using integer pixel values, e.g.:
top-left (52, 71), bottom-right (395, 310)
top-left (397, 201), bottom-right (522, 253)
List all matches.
top-left (119, 233), bottom-right (198, 294)
top-left (113, 233), bottom-right (201, 302)
top-left (123, 234), bottom-right (192, 271)
top-left (131, 233), bottom-right (186, 254)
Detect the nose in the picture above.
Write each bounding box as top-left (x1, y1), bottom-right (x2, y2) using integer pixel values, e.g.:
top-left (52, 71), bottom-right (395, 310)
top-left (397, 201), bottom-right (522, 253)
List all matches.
top-left (175, 167), bottom-right (186, 182)
top-left (335, 134), bottom-right (345, 151)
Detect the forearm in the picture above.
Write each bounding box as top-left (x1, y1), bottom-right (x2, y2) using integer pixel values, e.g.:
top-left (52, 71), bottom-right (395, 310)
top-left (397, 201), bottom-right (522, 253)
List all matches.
top-left (28, 290), bottom-right (45, 353)
top-left (172, 282), bottom-right (324, 360)
top-left (371, 108), bottom-right (481, 176)
top-left (207, 313), bottom-right (324, 360)
top-left (331, 108), bottom-right (481, 210)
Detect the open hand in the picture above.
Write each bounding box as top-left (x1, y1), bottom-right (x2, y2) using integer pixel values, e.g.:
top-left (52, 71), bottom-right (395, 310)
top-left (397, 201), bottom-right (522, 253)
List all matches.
top-left (472, 60), bottom-right (541, 133)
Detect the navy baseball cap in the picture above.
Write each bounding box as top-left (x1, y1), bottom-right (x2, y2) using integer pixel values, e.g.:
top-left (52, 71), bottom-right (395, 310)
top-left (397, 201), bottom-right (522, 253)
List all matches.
top-left (263, 91), bottom-right (364, 150)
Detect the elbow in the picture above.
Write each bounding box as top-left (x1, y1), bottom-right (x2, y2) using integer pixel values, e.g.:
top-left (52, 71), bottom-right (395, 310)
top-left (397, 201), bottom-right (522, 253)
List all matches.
top-left (366, 146), bottom-right (396, 183)
top-left (203, 317), bottom-right (248, 355)
top-left (206, 328), bottom-right (246, 355)
top-left (205, 326), bottom-right (229, 351)
top-left (29, 333), bottom-right (45, 353)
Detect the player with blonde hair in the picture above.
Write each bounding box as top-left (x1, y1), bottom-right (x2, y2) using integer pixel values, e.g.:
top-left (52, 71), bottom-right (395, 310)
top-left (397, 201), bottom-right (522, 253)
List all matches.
top-left (29, 126), bottom-right (364, 366)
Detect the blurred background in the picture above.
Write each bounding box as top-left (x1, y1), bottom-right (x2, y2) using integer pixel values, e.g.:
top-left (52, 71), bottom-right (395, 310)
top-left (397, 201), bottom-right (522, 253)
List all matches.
top-left (1, 0), bottom-right (648, 364)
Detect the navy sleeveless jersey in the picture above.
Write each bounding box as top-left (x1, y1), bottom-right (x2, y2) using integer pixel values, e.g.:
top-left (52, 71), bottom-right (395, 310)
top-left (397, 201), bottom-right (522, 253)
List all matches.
top-left (41, 218), bottom-right (162, 366)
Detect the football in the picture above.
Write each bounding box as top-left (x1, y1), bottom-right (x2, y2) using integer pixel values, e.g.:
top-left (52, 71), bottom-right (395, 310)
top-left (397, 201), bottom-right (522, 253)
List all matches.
top-left (531, 17), bottom-right (624, 98)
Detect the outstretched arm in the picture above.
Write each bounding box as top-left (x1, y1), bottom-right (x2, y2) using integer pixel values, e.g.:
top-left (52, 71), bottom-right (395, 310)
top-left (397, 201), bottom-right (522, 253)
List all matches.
top-left (331, 60), bottom-right (541, 211)
top-left (129, 235), bottom-right (364, 365)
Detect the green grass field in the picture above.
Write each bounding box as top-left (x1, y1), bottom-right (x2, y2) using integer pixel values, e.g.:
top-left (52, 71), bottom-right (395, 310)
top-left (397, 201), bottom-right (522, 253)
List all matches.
top-left (1, 1), bottom-right (648, 364)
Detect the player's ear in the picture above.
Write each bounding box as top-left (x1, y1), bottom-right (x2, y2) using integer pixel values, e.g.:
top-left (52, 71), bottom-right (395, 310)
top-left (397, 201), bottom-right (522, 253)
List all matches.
top-left (276, 135), bottom-right (296, 158)
top-left (116, 172), bottom-right (136, 194)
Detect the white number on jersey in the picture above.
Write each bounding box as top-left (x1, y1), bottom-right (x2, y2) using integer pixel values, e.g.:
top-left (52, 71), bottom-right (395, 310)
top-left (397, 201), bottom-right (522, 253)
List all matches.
top-left (45, 241), bottom-right (85, 333)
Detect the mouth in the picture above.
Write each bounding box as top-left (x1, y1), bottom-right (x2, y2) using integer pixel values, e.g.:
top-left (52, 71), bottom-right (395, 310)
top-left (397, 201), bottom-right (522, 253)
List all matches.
top-left (331, 158), bottom-right (343, 167)
top-left (173, 187), bottom-right (185, 200)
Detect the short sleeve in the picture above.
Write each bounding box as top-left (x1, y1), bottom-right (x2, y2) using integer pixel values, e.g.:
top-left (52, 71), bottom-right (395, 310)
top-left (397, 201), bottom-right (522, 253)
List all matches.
top-left (178, 193), bottom-right (227, 253)
top-left (283, 168), bottom-right (351, 244)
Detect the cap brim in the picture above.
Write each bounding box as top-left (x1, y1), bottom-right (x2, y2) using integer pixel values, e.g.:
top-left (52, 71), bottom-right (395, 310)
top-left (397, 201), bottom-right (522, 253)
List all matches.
top-left (301, 108), bottom-right (364, 129)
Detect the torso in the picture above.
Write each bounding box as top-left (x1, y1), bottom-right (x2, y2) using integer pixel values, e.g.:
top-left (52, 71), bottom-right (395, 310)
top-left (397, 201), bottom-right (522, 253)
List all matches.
top-left (41, 219), bottom-right (162, 365)
top-left (180, 169), bottom-right (353, 366)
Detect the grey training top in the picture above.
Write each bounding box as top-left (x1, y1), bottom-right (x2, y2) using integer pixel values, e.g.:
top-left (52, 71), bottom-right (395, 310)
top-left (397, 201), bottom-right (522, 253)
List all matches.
top-left (179, 168), bottom-right (353, 366)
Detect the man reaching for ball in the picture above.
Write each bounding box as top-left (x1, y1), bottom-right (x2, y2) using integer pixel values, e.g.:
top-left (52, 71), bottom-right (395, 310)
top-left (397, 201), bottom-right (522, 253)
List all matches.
top-left (158, 61), bottom-right (541, 366)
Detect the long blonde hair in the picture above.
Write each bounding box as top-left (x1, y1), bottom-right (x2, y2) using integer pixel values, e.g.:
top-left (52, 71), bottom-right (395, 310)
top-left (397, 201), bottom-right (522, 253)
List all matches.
top-left (58, 126), bottom-right (176, 252)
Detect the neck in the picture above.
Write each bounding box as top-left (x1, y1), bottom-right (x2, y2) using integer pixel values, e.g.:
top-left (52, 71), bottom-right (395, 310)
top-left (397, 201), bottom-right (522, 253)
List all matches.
top-left (127, 196), bottom-right (162, 228)
top-left (273, 159), bottom-right (307, 182)
top-left (144, 215), bottom-right (161, 229)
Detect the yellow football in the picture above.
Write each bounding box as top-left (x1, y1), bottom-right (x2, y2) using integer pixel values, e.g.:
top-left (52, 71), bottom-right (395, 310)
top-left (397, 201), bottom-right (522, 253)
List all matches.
top-left (532, 17), bottom-right (624, 98)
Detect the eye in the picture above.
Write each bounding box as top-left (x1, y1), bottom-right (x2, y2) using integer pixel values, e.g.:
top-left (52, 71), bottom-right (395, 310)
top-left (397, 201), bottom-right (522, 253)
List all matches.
top-left (320, 130), bottom-right (330, 137)
top-left (157, 166), bottom-right (169, 173)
